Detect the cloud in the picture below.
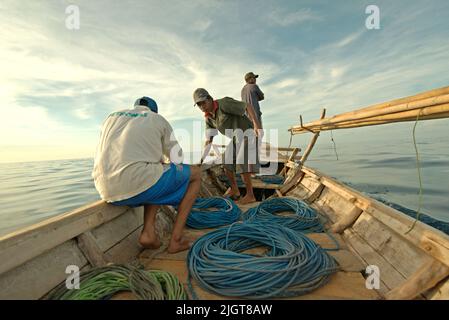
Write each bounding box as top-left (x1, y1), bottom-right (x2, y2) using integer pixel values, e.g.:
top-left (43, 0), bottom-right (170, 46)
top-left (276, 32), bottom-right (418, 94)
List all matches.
top-left (268, 8), bottom-right (321, 27)
top-left (335, 31), bottom-right (364, 48)
top-left (1, 0), bottom-right (449, 162)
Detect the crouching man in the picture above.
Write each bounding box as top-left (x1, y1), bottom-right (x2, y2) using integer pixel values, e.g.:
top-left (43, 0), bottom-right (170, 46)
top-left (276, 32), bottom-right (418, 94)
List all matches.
top-left (92, 96), bottom-right (201, 253)
top-left (193, 88), bottom-right (262, 204)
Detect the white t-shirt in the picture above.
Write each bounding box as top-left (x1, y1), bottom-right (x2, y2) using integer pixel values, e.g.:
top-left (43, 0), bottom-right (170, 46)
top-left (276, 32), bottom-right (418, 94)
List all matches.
top-left (92, 106), bottom-right (183, 202)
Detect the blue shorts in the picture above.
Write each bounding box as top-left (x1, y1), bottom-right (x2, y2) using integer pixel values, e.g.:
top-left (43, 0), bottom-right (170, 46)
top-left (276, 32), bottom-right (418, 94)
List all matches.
top-left (111, 163), bottom-right (191, 207)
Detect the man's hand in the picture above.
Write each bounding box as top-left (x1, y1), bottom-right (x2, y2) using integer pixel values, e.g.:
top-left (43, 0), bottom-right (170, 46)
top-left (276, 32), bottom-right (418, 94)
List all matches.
top-left (253, 122), bottom-right (264, 139)
top-left (200, 140), bottom-right (213, 164)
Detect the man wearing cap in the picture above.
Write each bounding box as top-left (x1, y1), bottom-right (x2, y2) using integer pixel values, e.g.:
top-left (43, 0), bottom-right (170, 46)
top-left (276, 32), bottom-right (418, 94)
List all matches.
top-left (92, 97), bottom-right (201, 253)
top-left (241, 72), bottom-right (264, 128)
top-left (193, 88), bottom-right (261, 204)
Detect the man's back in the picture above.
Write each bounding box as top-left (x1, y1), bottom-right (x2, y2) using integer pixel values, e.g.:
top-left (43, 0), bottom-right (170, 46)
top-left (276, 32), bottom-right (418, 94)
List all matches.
top-left (92, 106), bottom-right (181, 202)
top-left (241, 83), bottom-right (264, 121)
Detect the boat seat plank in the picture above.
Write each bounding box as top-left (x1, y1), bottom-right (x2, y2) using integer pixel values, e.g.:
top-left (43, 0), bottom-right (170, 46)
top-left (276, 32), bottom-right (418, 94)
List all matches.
top-left (140, 232), bottom-right (364, 273)
top-left (143, 258), bottom-right (378, 300)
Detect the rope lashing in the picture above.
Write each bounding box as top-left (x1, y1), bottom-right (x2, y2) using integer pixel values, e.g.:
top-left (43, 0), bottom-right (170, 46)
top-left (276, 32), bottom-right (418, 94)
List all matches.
top-left (46, 264), bottom-right (187, 300)
top-left (187, 222), bottom-right (339, 299)
top-left (241, 197), bottom-right (324, 233)
top-left (186, 197), bottom-right (241, 229)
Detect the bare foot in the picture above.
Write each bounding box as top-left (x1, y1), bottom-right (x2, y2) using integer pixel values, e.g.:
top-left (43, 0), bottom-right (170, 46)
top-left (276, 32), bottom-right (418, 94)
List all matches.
top-left (167, 237), bottom-right (192, 254)
top-left (139, 231), bottom-right (161, 249)
top-left (237, 195), bottom-right (257, 205)
top-left (224, 187), bottom-right (240, 199)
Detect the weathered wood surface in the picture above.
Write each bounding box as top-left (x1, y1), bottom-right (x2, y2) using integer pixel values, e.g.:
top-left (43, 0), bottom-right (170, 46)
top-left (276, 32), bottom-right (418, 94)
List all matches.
top-left (386, 259), bottom-right (449, 300)
top-left (77, 231), bottom-right (109, 267)
top-left (0, 201), bottom-right (134, 275)
top-left (0, 240), bottom-right (88, 300)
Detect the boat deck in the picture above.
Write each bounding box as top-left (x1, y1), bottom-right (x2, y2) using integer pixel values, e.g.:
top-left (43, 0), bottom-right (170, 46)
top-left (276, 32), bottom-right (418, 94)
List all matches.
top-left (138, 201), bottom-right (380, 300)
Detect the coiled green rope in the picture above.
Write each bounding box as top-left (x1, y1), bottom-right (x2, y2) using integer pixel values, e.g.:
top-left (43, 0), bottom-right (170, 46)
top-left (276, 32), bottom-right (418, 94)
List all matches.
top-left (46, 264), bottom-right (187, 300)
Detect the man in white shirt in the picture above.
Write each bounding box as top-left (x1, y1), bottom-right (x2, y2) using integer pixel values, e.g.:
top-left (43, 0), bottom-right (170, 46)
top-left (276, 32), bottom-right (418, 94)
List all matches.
top-left (92, 97), bottom-right (201, 253)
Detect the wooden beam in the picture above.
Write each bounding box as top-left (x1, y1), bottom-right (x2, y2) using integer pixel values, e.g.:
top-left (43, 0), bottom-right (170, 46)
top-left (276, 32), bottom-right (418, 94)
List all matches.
top-left (305, 183), bottom-right (325, 204)
top-left (77, 231), bottom-right (109, 267)
top-left (385, 259), bottom-right (449, 300)
top-left (330, 207), bottom-right (364, 234)
top-left (299, 108), bottom-right (326, 164)
top-left (279, 147), bottom-right (300, 176)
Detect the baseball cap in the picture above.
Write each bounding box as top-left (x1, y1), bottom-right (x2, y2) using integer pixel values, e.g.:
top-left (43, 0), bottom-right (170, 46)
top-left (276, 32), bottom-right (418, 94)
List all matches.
top-left (244, 72), bottom-right (259, 81)
top-left (134, 96), bottom-right (158, 113)
top-left (193, 88), bottom-right (210, 106)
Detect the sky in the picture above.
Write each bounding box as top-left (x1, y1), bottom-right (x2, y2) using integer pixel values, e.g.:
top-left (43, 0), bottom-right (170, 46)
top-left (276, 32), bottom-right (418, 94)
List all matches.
top-left (1, 0), bottom-right (449, 163)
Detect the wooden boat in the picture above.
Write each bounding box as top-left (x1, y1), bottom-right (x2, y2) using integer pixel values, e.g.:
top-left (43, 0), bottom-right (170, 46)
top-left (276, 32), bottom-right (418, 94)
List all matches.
top-left (1, 86), bottom-right (449, 300)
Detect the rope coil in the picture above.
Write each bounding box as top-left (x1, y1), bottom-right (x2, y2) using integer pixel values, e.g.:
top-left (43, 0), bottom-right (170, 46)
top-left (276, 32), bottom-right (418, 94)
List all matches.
top-left (187, 197), bottom-right (241, 229)
top-left (46, 264), bottom-right (187, 300)
top-left (241, 197), bottom-right (324, 233)
top-left (187, 222), bottom-right (339, 299)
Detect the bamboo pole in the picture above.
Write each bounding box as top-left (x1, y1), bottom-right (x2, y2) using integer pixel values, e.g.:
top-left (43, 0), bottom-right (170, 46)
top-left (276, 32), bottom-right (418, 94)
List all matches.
top-left (307, 112), bottom-right (449, 132)
top-left (296, 86), bottom-right (449, 129)
top-left (299, 109), bottom-right (327, 163)
top-left (291, 103), bottom-right (449, 134)
top-left (318, 93), bottom-right (449, 126)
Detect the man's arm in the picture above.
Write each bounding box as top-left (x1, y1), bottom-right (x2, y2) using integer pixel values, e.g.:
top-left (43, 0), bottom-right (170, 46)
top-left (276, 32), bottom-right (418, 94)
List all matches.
top-left (256, 85), bottom-right (264, 101)
top-left (246, 103), bottom-right (262, 131)
top-left (201, 126), bottom-right (217, 164)
top-left (162, 119), bottom-right (183, 164)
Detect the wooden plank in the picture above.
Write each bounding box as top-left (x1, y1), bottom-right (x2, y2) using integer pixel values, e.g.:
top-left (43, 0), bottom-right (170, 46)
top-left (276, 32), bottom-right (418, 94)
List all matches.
top-left (330, 250), bottom-right (366, 272)
top-left (343, 229), bottom-right (406, 295)
top-left (90, 208), bottom-right (143, 252)
top-left (250, 179), bottom-right (282, 190)
top-left (307, 233), bottom-right (347, 250)
top-left (77, 231), bottom-right (109, 267)
top-left (0, 201), bottom-right (131, 275)
top-left (286, 184), bottom-right (312, 201)
top-left (144, 259), bottom-right (377, 299)
top-left (305, 272), bottom-right (380, 300)
top-left (305, 184), bottom-right (325, 204)
top-left (312, 188), bottom-right (357, 224)
top-left (352, 212), bottom-right (433, 279)
top-left (104, 226), bottom-right (144, 264)
top-left (279, 148), bottom-right (300, 176)
top-left (330, 207), bottom-right (363, 234)
top-left (365, 204), bottom-right (449, 268)
top-left (386, 259), bottom-right (449, 300)
top-left (0, 240), bottom-right (88, 299)
top-left (424, 277), bottom-right (449, 300)
top-left (302, 165), bottom-right (449, 269)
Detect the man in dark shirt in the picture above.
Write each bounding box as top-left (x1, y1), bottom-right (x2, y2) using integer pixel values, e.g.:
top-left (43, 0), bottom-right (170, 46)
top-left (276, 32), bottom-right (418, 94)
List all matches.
top-left (193, 88), bottom-right (261, 204)
top-left (241, 72), bottom-right (264, 128)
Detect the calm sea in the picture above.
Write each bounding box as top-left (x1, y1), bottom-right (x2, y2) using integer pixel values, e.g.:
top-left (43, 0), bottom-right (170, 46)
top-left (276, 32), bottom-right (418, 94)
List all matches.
top-left (1, 143), bottom-right (448, 237)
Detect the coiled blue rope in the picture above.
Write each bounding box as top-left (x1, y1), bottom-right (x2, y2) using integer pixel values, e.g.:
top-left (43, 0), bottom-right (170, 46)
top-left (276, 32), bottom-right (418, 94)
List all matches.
top-left (242, 197), bottom-right (323, 233)
top-left (186, 197), bottom-right (242, 229)
top-left (187, 221), bottom-right (339, 299)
